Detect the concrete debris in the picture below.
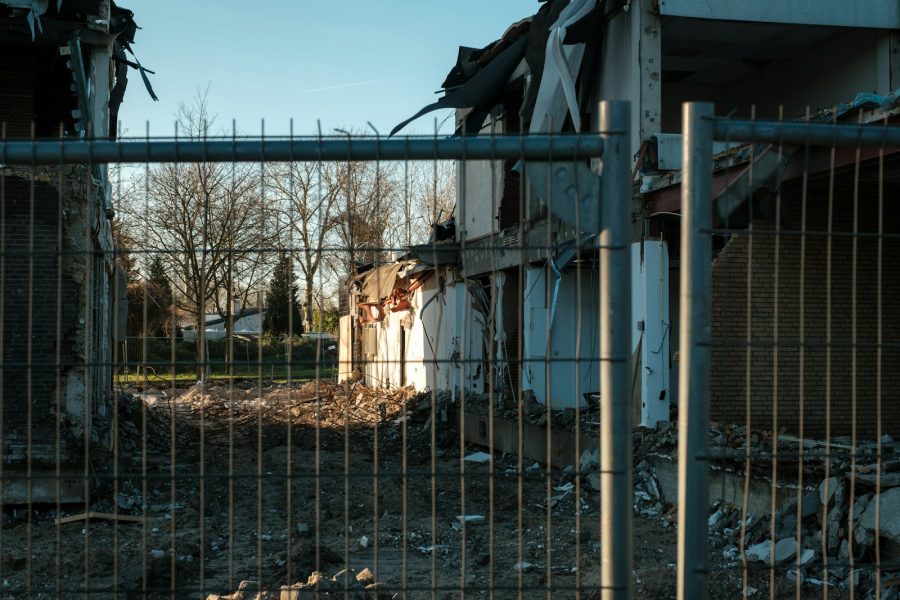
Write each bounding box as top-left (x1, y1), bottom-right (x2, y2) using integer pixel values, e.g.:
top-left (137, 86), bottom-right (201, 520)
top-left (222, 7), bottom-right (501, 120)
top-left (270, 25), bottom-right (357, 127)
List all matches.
top-left (800, 489), bottom-right (821, 517)
top-left (632, 461), bottom-right (665, 518)
top-left (456, 515), bottom-right (487, 525)
top-left (279, 566), bottom-right (391, 600)
top-left (747, 538), bottom-right (797, 565)
top-left (579, 448), bottom-right (600, 473)
top-left (698, 451), bottom-right (900, 594)
top-left (819, 476), bottom-right (844, 507)
top-left (463, 451), bottom-right (491, 463)
top-left (860, 487), bottom-right (900, 544)
top-left (513, 561), bottom-right (534, 572)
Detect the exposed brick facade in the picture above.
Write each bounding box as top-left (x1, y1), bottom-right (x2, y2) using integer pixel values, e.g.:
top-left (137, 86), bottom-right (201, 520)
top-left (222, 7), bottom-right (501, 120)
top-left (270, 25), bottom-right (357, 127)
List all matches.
top-left (0, 50), bottom-right (35, 138)
top-left (710, 182), bottom-right (900, 437)
top-left (0, 172), bottom-right (98, 461)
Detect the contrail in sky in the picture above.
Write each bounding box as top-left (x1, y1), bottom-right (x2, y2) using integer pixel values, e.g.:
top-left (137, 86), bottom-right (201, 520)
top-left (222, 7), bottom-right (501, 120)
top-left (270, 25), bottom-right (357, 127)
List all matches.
top-left (296, 77), bottom-right (404, 95)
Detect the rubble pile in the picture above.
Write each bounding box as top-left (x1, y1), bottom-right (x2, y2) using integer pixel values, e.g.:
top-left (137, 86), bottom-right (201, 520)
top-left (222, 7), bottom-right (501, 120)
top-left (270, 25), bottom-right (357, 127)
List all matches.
top-left (207, 568), bottom-right (392, 600)
top-left (702, 476), bottom-right (900, 596)
top-left (119, 381), bottom-right (455, 435)
top-left (631, 419), bottom-right (900, 596)
top-left (279, 567), bottom-right (392, 600)
top-left (633, 460), bottom-right (667, 520)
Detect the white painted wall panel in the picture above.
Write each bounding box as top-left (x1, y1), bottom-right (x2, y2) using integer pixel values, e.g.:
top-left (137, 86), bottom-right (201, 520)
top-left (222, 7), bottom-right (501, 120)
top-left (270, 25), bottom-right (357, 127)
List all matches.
top-left (522, 266), bottom-right (600, 409)
top-left (631, 240), bottom-right (671, 428)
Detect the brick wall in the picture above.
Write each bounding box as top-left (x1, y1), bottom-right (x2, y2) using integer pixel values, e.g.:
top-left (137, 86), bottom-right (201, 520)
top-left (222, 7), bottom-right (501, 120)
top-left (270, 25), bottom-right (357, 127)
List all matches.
top-left (1, 175), bottom-right (80, 453)
top-left (709, 185), bottom-right (900, 437)
top-left (0, 49), bottom-right (35, 138)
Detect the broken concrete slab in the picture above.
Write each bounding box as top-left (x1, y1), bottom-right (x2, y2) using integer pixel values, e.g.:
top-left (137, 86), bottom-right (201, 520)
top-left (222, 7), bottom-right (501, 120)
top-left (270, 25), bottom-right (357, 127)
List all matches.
top-left (859, 487), bottom-right (900, 544)
top-left (746, 538), bottom-right (796, 565)
top-left (463, 451), bottom-right (491, 464)
top-left (801, 489), bottom-right (821, 517)
top-left (819, 476), bottom-right (844, 507)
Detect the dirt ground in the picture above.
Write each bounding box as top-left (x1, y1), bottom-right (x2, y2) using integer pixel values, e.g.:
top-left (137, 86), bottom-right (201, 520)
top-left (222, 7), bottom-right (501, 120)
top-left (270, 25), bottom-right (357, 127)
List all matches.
top-left (0, 381), bottom-right (851, 599)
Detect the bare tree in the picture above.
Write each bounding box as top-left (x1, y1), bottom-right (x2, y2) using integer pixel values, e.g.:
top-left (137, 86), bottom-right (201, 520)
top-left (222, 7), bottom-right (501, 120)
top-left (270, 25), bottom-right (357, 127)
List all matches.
top-left (119, 91), bottom-right (276, 374)
top-left (329, 137), bottom-right (399, 269)
top-left (267, 161), bottom-right (340, 332)
top-left (403, 160), bottom-right (456, 246)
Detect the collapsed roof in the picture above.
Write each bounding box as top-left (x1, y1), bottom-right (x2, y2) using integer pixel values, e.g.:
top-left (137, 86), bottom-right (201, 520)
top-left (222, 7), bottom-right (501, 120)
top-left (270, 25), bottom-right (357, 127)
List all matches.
top-left (0, 0), bottom-right (156, 138)
top-left (391, 0), bottom-right (608, 137)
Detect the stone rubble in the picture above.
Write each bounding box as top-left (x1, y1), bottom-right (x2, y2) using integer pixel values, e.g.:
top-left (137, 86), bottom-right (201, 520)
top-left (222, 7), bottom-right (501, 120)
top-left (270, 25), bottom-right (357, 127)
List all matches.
top-left (626, 419), bottom-right (900, 597)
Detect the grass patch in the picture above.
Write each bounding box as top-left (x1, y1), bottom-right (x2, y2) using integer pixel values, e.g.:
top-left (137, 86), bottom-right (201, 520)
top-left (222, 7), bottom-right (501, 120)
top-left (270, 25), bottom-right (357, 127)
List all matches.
top-left (117, 363), bottom-right (337, 387)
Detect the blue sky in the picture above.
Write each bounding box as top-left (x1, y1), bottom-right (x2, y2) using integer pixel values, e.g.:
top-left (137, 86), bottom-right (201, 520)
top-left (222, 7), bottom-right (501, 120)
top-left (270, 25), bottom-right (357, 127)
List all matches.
top-left (117, 1), bottom-right (537, 138)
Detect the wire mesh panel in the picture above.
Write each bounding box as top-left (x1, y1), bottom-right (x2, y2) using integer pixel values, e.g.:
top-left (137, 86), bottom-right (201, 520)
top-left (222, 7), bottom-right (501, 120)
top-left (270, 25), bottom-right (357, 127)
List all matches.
top-left (679, 104), bottom-right (900, 599)
top-left (0, 105), bottom-right (635, 599)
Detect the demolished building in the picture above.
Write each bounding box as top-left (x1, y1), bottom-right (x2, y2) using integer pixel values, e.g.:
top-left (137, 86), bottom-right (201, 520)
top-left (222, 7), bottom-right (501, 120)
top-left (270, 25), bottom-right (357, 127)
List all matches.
top-left (340, 258), bottom-right (487, 395)
top-left (364, 0), bottom-right (900, 437)
top-left (0, 0), bottom-right (151, 502)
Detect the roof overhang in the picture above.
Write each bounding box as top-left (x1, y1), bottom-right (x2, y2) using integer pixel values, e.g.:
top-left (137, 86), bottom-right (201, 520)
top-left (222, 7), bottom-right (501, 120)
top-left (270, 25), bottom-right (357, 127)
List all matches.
top-left (658, 0), bottom-right (900, 29)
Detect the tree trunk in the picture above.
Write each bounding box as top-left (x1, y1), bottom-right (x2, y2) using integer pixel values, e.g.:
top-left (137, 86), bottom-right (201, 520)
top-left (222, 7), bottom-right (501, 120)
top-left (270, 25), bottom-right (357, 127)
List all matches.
top-left (224, 286), bottom-right (234, 364)
top-left (304, 280), bottom-right (315, 333)
top-left (194, 301), bottom-right (205, 382)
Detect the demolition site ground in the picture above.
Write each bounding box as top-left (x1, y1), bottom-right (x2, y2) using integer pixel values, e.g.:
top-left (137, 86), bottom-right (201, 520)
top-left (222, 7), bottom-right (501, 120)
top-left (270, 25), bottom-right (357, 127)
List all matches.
top-left (0, 380), bottom-right (863, 599)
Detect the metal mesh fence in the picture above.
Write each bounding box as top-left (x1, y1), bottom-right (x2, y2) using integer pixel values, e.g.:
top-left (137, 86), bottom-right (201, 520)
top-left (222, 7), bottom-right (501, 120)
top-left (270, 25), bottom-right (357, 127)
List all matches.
top-left (3, 101), bottom-right (900, 600)
top-left (679, 106), bottom-right (900, 599)
top-left (0, 107), bottom-right (635, 600)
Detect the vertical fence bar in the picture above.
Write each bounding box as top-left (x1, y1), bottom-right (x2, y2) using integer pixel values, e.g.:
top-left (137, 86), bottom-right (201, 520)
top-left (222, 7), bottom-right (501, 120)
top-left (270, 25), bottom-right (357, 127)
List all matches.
top-left (677, 101), bottom-right (714, 600)
top-left (598, 100), bottom-right (632, 600)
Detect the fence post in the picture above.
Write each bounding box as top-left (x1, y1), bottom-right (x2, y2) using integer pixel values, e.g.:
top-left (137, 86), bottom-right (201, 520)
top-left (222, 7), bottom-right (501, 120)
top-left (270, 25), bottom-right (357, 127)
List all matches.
top-left (678, 101), bottom-right (714, 600)
top-left (598, 100), bottom-right (632, 600)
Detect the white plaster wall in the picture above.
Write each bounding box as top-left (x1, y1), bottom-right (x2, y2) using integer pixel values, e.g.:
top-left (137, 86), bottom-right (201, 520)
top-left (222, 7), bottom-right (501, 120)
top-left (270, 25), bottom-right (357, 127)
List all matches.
top-left (522, 265), bottom-right (600, 408)
top-left (631, 240), bottom-right (671, 428)
top-left (338, 315), bottom-right (353, 382)
top-left (364, 271), bottom-right (485, 394)
top-left (402, 287), bottom-right (430, 390)
top-left (458, 160), bottom-right (504, 242)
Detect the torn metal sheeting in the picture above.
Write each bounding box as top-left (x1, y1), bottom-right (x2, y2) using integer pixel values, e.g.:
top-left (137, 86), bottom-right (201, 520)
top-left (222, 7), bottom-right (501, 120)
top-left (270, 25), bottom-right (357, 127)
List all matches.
top-left (390, 36), bottom-right (528, 136)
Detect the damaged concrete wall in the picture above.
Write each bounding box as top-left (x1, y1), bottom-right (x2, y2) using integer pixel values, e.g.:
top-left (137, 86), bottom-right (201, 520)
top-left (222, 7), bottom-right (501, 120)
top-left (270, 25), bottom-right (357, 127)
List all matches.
top-left (709, 187), bottom-right (900, 436)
